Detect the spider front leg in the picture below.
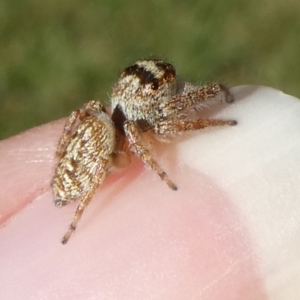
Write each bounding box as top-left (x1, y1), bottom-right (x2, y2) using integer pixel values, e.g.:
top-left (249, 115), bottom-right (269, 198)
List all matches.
top-left (124, 120), bottom-right (178, 191)
top-left (154, 118), bottom-right (237, 140)
top-left (159, 83), bottom-right (234, 118)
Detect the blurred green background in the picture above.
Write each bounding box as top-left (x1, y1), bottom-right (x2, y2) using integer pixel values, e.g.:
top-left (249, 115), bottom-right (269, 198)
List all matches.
top-left (1, 0), bottom-right (300, 139)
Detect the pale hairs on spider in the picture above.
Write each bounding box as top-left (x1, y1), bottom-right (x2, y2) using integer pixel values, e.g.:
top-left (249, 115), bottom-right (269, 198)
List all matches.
top-left (52, 58), bottom-right (237, 244)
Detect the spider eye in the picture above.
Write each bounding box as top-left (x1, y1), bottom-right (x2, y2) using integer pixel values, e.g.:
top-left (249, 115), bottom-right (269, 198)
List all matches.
top-left (151, 81), bottom-right (159, 90)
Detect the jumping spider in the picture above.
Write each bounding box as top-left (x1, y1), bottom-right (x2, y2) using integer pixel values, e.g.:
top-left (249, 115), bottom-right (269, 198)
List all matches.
top-left (52, 58), bottom-right (237, 244)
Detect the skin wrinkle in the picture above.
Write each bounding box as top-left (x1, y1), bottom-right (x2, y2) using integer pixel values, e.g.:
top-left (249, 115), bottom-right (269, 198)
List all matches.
top-left (197, 250), bottom-right (253, 297)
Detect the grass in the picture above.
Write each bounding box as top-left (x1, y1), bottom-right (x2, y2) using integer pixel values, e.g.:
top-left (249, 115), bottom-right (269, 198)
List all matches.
top-left (1, 0), bottom-right (300, 139)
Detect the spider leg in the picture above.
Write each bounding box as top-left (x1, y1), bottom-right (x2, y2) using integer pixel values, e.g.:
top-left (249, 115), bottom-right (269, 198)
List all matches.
top-left (111, 128), bottom-right (131, 168)
top-left (159, 83), bottom-right (234, 118)
top-left (61, 159), bottom-right (109, 244)
top-left (56, 101), bottom-right (106, 159)
top-left (124, 120), bottom-right (177, 191)
top-left (56, 110), bottom-right (81, 159)
top-left (155, 118), bottom-right (237, 140)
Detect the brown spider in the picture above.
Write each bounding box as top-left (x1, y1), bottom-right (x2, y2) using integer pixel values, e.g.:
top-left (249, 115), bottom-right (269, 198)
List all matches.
top-left (52, 58), bottom-right (237, 244)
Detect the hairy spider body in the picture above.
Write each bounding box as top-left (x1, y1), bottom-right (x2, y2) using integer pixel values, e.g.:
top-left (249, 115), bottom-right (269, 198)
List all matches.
top-left (111, 59), bottom-right (177, 124)
top-left (52, 58), bottom-right (237, 244)
top-left (52, 101), bottom-right (115, 244)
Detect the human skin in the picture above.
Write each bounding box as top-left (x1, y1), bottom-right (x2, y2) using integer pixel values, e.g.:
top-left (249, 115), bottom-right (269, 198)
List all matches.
top-left (0, 86), bottom-right (300, 300)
